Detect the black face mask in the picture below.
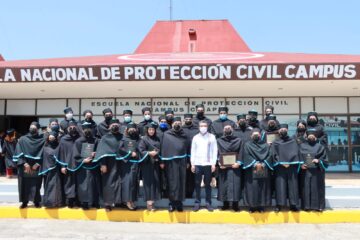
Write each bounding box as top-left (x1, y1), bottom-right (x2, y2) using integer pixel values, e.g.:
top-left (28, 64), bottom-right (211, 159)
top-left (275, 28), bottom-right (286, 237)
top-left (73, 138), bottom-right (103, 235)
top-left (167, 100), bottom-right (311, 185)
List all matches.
top-left (110, 125), bottom-right (119, 133)
top-left (105, 116), bottom-right (113, 122)
top-left (224, 129), bottom-right (232, 136)
top-left (84, 129), bottom-right (92, 138)
top-left (297, 127), bottom-right (306, 133)
top-left (239, 121), bottom-right (246, 128)
top-left (308, 138), bottom-right (317, 145)
top-left (49, 139), bottom-right (58, 147)
top-left (308, 119), bottom-right (317, 126)
top-left (173, 124), bottom-right (181, 132)
top-left (184, 121), bottom-right (192, 126)
top-left (85, 117), bottom-right (93, 123)
top-left (69, 128), bottom-right (78, 137)
top-left (128, 130), bottom-right (138, 138)
top-left (196, 112), bottom-right (204, 118)
top-left (279, 131), bottom-right (288, 139)
top-left (249, 117), bottom-right (257, 123)
top-left (29, 128), bottom-right (38, 136)
top-left (268, 124), bottom-right (276, 130)
top-left (166, 116), bottom-right (174, 123)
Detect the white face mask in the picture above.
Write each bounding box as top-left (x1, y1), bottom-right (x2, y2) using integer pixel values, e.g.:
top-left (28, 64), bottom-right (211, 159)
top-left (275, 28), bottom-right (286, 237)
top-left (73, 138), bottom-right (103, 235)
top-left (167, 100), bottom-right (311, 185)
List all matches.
top-left (144, 114), bottom-right (151, 121)
top-left (199, 127), bottom-right (208, 134)
top-left (124, 116), bottom-right (132, 123)
top-left (65, 113), bottom-right (73, 120)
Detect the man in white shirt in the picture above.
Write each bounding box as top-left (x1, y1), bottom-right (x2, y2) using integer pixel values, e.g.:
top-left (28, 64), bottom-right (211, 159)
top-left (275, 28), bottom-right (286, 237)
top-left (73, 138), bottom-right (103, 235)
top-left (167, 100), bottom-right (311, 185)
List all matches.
top-left (191, 120), bottom-right (218, 211)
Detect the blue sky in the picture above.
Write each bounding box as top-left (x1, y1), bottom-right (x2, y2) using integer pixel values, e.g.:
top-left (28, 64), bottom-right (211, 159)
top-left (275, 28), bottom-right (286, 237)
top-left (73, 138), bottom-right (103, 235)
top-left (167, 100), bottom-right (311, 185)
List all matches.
top-left (0, 0), bottom-right (359, 60)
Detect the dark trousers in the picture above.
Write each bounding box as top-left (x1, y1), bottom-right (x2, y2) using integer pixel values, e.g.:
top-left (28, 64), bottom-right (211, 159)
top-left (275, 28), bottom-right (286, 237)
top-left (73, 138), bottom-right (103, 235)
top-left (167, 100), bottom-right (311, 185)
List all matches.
top-left (194, 165), bottom-right (212, 204)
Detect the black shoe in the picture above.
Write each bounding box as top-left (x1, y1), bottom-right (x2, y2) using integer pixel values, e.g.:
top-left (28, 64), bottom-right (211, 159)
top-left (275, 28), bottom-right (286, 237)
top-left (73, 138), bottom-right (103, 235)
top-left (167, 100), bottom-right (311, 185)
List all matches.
top-left (193, 203), bottom-right (200, 212)
top-left (67, 199), bottom-right (75, 208)
top-left (177, 204), bottom-right (184, 212)
top-left (232, 202), bottom-right (239, 212)
top-left (274, 206), bottom-right (281, 212)
top-left (92, 204), bottom-right (100, 209)
top-left (19, 203), bottom-right (28, 209)
top-left (82, 203), bottom-right (89, 210)
top-left (249, 207), bottom-right (256, 213)
top-left (290, 205), bottom-right (299, 212)
top-left (206, 203), bottom-right (214, 212)
top-left (105, 206), bottom-right (112, 212)
top-left (221, 202), bottom-right (230, 210)
top-left (168, 204), bottom-right (175, 212)
top-left (34, 202), bottom-right (41, 208)
top-left (258, 207), bottom-right (265, 213)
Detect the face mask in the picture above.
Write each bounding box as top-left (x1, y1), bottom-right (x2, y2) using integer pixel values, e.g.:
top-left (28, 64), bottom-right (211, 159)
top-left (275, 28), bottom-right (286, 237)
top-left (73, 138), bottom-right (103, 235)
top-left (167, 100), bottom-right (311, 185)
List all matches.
top-left (51, 125), bottom-right (60, 132)
top-left (196, 112), bottom-right (204, 118)
top-left (252, 135), bottom-right (260, 142)
top-left (84, 129), bottom-right (92, 138)
top-left (65, 113), bottom-right (73, 121)
top-left (219, 114), bottom-right (227, 121)
top-left (49, 139), bottom-right (58, 146)
top-left (249, 117), bottom-right (257, 123)
top-left (185, 121), bottom-right (192, 126)
top-left (199, 127), bottom-right (207, 134)
top-left (265, 112), bottom-right (271, 117)
top-left (239, 121), bottom-right (246, 127)
top-left (308, 138), bottom-right (317, 144)
top-left (159, 122), bottom-right (168, 130)
top-left (110, 125), bottom-right (119, 133)
top-left (69, 128), bottom-right (78, 136)
top-left (128, 130), bottom-right (138, 138)
top-left (124, 116), bottom-right (132, 123)
top-left (166, 116), bottom-right (174, 123)
top-left (279, 131), bottom-right (288, 138)
top-left (29, 128), bottom-right (38, 135)
top-left (297, 127), bottom-right (306, 133)
top-left (144, 114), bottom-right (151, 121)
top-left (224, 129), bottom-right (232, 136)
top-left (268, 123), bottom-right (276, 130)
top-left (308, 119), bottom-right (317, 126)
top-left (173, 124), bottom-right (181, 132)
top-left (85, 117), bottom-right (92, 122)
top-left (105, 115), bottom-right (113, 122)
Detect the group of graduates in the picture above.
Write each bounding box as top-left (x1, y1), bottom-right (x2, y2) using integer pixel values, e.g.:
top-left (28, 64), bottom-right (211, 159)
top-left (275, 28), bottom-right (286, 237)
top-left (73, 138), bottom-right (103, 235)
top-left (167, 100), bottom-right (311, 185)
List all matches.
top-left (12, 104), bottom-right (328, 212)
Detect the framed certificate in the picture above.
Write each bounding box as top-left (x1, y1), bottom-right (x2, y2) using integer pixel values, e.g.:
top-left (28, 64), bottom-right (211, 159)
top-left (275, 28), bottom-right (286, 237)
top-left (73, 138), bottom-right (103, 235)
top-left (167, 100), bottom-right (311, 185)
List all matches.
top-left (305, 153), bottom-right (316, 168)
top-left (81, 143), bottom-right (95, 159)
top-left (220, 152), bottom-right (237, 167)
top-left (267, 133), bottom-right (279, 144)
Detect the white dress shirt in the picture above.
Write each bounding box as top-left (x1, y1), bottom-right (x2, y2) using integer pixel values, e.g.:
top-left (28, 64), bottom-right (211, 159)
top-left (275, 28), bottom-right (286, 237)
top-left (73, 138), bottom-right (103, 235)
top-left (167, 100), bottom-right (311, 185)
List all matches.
top-left (190, 132), bottom-right (218, 166)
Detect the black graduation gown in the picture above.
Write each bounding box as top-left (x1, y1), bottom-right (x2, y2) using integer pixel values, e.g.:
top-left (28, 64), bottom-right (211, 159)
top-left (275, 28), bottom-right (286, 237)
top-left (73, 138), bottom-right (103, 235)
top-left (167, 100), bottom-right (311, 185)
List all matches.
top-left (299, 141), bottom-right (328, 210)
top-left (57, 133), bottom-right (80, 200)
top-left (216, 135), bottom-right (243, 202)
top-left (95, 132), bottom-right (123, 206)
top-left (233, 126), bottom-right (252, 143)
top-left (2, 139), bottom-right (17, 169)
top-left (210, 119), bottom-right (237, 139)
top-left (72, 136), bottom-right (101, 205)
top-left (292, 131), bottom-right (307, 200)
top-left (119, 135), bottom-right (141, 202)
top-left (138, 135), bottom-right (161, 201)
top-left (156, 128), bottom-right (169, 197)
top-left (272, 136), bottom-right (303, 207)
top-left (97, 120), bottom-right (110, 138)
top-left (182, 124), bottom-right (199, 198)
top-left (242, 140), bottom-right (273, 208)
top-left (41, 143), bottom-right (64, 208)
top-left (160, 129), bottom-right (189, 202)
top-left (14, 133), bottom-right (45, 204)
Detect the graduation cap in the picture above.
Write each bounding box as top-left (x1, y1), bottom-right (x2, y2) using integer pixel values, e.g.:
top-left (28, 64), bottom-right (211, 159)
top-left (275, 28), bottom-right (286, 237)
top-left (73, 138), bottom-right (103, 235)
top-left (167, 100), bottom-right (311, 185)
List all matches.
top-left (6, 128), bottom-right (15, 135)
top-left (195, 104), bottom-right (205, 109)
top-left (164, 109), bottom-right (174, 115)
top-left (173, 116), bottom-right (182, 122)
top-left (158, 115), bottom-right (166, 121)
top-left (123, 109), bottom-right (133, 115)
top-left (30, 121), bottom-right (41, 129)
top-left (102, 108), bottom-right (113, 115)
top-left (109, 118), bottom-right (120, 125)
top-left (248, 109), bottom-right (258, 116)
top-left (146, 122), bottom-right (158, 129)
top-left (142, 107), bottom-right (152, 114)
top-left (236, 114), bottom-right (247, 120)
top-left (296, 119), bottom-right (307, 127)
top-left (81, 122), bottom-right (92, 129)
top-left (307, 111), bottom-right (318, 118)
top-left (306, 128), bottom-right (318, 136)
top-left (218, 106), bottom-right (228, 113)
top-left (83, 109), bottom-right (93, 116)
top-left (184, 113), bottom-right (193, 119)
top-left (279, 123), bottom-right (288, 129)
top-left (49, 118), bottom-right (58, 124)
top-left (268, 114), bottom-right (277, 121)
top-left (64, 107), bottom-right (73, 114)
top-left (68, 121), bottom-right (77, 127)
top-left (127, 122), bottom-right (137, 129)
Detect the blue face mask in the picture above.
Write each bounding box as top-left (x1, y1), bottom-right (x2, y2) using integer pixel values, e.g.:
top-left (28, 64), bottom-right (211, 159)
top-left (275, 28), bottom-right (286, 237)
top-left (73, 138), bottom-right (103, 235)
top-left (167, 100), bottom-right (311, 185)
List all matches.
top-left (219, 114), bottom-right (228, 121)
top-left (124, 116), bottom-right (132, 123)
top-left (159, 122), bottom-right (168, 130)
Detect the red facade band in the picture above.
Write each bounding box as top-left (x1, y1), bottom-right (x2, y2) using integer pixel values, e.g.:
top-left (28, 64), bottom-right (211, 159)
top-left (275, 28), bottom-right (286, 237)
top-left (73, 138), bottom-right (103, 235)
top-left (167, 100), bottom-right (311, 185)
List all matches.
top-left (11, 106), bottom-right (328, 212)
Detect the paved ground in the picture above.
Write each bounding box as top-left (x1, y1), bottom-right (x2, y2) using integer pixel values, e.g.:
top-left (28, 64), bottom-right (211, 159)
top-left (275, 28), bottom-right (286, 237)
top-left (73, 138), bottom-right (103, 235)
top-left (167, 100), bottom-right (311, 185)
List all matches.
top-left (0, 219), bottom-right (359, 240)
